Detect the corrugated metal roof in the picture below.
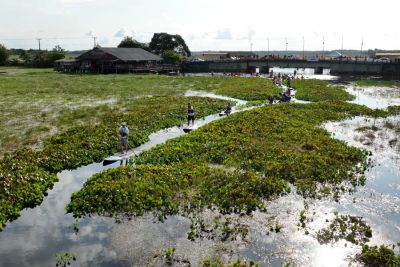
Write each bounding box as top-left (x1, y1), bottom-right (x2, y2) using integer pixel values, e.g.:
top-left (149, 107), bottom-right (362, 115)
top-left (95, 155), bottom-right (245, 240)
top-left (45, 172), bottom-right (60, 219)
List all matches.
top-left (376, 52), bottom-right (400, 56)
top-left (99, 47), bottom-right (162, 61)
top-left (55, 58), bottom-right (78, 62)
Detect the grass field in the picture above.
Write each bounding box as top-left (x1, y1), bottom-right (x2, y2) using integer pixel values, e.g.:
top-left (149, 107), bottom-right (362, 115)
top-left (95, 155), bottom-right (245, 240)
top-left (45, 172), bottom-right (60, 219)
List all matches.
top-left (355, 79), bottom-right (400, 88)
top-left (0, 67), bottom-right (279, 153)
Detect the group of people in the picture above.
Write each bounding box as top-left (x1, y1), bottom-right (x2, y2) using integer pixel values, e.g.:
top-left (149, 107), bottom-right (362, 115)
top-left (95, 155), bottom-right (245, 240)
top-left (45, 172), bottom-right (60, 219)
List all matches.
top-left (270, 72), bottom-right (303, 87)
top-left (118, 69), bottom-right (303, 154)
top-left (116, 102), bottom-right (232, 154)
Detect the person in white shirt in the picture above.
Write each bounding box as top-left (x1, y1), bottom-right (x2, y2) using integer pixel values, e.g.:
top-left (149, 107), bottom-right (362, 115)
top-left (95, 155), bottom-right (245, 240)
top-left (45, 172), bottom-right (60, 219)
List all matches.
top-left (117, 122), bottom-right (129, 155)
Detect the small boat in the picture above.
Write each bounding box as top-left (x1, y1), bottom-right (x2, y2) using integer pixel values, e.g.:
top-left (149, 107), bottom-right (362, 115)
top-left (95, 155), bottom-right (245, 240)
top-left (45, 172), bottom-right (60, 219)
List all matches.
top-left (183, 127), bottom-right (193, 133)
top-left (219, 110), bottom-right (231, 116)
top-left (103, 152), bottom-right (136, 165)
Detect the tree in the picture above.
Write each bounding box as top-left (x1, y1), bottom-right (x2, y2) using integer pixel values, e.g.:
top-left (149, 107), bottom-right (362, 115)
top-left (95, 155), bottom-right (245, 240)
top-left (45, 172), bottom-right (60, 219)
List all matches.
top-left (118, 36), bottom-right (149, 51)
top-left (149, 33), bottom-right (190, 57)
top-left (0, 44), bottom-right (9, 65)
top-left (161, 50), bottom-right (182, 64)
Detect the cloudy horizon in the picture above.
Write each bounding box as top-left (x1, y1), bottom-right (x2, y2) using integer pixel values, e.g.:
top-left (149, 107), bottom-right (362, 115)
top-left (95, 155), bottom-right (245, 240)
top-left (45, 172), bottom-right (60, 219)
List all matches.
top-left (1, 0), bottom-right (399, 52)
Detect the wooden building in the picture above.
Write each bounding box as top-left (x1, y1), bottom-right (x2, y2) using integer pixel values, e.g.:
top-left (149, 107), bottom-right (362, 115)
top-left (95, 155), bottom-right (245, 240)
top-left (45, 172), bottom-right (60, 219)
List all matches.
top-left (55, 47), bottom-right (179, 73)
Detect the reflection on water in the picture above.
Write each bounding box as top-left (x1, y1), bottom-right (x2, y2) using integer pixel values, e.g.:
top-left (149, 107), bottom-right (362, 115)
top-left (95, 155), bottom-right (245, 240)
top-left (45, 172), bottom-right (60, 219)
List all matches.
top-left (346, 84), bottom-right (400, 109)
top-left (0, 162), bottom-right (122, 267)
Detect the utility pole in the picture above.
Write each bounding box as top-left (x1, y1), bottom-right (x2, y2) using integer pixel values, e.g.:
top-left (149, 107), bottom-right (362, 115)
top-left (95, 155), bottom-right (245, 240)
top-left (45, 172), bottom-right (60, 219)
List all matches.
top-left (360, 38), bottom-right (364, 58)
top-left (36, 38), bottom-right (41, 51)
top-left (250, 41), bottom-right (253, 53)
top-left (322, 36), bottom-right (325, 60)
top-left (92, 36), bottom-right (97, 47)
top-left (267, 37), bottom-right (269, 56)
top-left (285, 38), bottom-right (288, 55)
top-left (341, 36), bottom-right (344, 54)
top-left (302, 36), bottom-right (305, 59)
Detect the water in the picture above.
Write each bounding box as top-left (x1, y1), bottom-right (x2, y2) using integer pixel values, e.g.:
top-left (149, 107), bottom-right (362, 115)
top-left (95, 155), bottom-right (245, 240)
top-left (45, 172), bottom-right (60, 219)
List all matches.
top-left (0, 92), bottom-right (250, 267)
top-left (345, 84), bottom-right (400, 109)
top-left (270, 67), bottom-right (335, 80)
top-left (1, 84), bottom-right (399, 266)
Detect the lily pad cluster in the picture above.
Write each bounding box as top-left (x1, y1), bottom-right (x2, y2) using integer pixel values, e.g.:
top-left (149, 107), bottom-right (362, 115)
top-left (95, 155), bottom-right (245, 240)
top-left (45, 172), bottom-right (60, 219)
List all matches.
top-left (0, 96), bottom-right (229, 231)
top-left (200, 259), bottom-right (258, 267)
top-left (316, 213), bottom-right (372, 245)
top-left (356, 244), bottom-right (400, 267)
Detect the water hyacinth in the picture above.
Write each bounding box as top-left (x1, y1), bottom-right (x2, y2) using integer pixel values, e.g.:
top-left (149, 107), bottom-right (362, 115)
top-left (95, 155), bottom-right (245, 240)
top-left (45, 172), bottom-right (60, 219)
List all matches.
top-left (0, 96), bottom-right (229, 231)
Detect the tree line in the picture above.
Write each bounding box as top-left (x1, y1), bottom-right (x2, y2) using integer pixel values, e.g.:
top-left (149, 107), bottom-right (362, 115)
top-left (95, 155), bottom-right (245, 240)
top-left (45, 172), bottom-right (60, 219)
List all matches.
top-left (117, 33), bottom-right (190, 64)
top-left (0, 32), bottom-right (191, 67)
top-left (0, 44), bottom-right (66, 68)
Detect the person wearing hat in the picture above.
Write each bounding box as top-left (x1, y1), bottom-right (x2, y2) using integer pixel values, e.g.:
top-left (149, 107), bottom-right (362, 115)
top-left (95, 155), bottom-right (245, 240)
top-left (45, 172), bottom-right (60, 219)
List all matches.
top-left (117, 122), bottom-right (129, 155)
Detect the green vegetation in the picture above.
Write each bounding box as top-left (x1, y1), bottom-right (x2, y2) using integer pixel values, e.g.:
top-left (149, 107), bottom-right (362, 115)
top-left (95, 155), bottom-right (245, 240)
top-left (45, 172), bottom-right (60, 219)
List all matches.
top-left (55, 251), bottom-right (77, 267)
top-left (355, 79), bottom-right (400, 88)
top-left (200, 259), bottom-right (258, 267)
top-left (8, 46), bottom-right (66, 68)
top-left (356, 244), bottom-right (400, 267)
top-left (117, 36), bottom-right (149, 51)
top-left (356, 125), bottom-right (379, 132)
top-left (292, 79), bottom-right (355, 102)
top-left (165, 247), bottom-right (175, 265)
top-left (0, 44), bottom-right (9, 65)
top-left (316, 213), bottom-right (372, 245)
top-left (66, 163), bottom-right (288, 220)
top-left (149, 32), bottom-right (191, 57)
top-left (161, 50), bottom-right (183, 64)
top-left (388, 105), bottom-right (400, 115)
top-left (0, 96), bottom-right (228, 231)
top-left (187, 213), bottom-right (249, 241)
top-left (0, 68), bottom-right (278, 153)
top-left (66, 101), bottom-right (391, 241)
top-left (136, 101), bottom-right (386, 197)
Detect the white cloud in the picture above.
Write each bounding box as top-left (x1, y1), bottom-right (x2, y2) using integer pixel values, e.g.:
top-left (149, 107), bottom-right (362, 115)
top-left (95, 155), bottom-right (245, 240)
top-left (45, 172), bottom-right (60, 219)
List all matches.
top-left (215, 29), bottom-right (232, 40)
top-left (113, 28), bottom-right (126, 38)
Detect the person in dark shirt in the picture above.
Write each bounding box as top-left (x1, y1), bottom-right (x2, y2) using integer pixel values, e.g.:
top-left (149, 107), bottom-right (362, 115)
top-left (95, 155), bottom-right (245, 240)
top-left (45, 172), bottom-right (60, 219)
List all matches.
top-left (187, 103), bottom-right (195, 126)
top-left (224, 103), bottom-right (232, 115)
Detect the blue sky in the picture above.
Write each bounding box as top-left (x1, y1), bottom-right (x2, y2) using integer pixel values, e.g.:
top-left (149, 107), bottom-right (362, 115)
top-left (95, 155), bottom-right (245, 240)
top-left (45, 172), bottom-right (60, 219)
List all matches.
top-left (1, 0), bottom-right (399, 51)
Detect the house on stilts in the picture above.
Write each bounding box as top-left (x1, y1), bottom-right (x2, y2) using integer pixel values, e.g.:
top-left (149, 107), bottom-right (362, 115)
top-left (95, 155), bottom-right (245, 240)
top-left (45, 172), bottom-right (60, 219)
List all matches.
top-left (54, 47), bottom-right (179, 73)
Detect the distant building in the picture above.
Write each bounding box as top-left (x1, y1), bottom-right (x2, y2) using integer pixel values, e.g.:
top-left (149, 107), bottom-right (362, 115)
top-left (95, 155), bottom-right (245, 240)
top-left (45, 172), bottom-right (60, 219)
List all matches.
top-left (54, 47), bottom-right (178, 73)
top-left (199, 52), bottom-right (229, 61)
top-left (226, 51), bottom-right (257, 60)
top-left (197, 51), bottom-right (257, 61)
top-left (375, 52), bottom-right (400, 62)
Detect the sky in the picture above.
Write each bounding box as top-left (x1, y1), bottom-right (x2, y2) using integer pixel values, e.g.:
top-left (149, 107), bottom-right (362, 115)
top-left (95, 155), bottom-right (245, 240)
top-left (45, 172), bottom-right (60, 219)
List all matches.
top-left (1, 0), bottom-right (400, 52)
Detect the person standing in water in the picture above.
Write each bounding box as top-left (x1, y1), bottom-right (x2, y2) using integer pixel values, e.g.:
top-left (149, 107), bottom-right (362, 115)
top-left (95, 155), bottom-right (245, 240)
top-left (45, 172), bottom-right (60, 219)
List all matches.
top-left (187, 103), bottom-right (195, 126)
top-left (224, 103), bottom-right (232, 115)
top-left (117, 122), bottom-right (129, 155)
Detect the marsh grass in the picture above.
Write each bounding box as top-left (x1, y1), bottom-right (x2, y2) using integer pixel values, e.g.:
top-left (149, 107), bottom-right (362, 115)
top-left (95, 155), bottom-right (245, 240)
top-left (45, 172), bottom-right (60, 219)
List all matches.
top-left (355, 80), bottom-right (400, 88)
top-left (0, 67), bottom-right (279, 154)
